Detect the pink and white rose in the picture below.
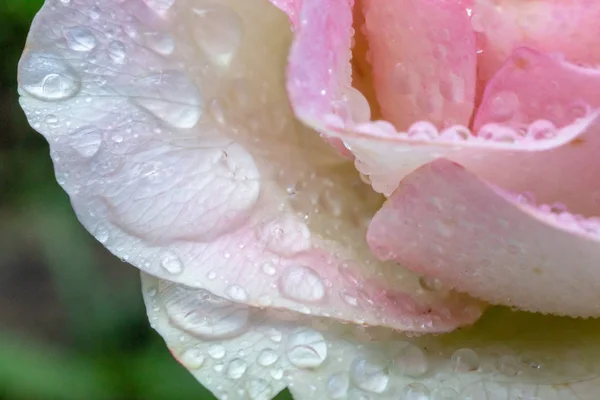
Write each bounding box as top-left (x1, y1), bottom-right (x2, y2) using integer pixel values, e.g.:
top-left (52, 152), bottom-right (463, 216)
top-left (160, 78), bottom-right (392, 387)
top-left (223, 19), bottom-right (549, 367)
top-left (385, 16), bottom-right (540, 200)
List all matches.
top-left (18, 0), bottom-right (600, 398)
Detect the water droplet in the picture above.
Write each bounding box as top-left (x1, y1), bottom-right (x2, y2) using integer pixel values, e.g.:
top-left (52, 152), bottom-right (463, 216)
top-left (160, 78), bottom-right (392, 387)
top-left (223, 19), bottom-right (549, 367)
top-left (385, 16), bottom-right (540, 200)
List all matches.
top-left (407, 121), bottom-right (438, 140)
top-left (432, 387), bottom-right (458, 400)
top-left (489, 91), bottom-right (519, 122)
top-left (160, 251), bottom-right (183, 274)
top-left (162, 285), bottom-right (250, 339)
top-left (419, 276), bottom-right (443, 291)
top-left (20, 52), bottom-right (81, 101)
top-left (341, 87), bottom-right (371, 123)
top-left (142, 0), bottom-right (174, 14)
top-left (94, 225), bottom-right (110, 243)
top-left (350, 357), bottom-right (389, 393)
top-left (451, 348), bottom-right (480, 372)
top-left (144, 31), bottom-right (175, 55)
top-left (178, 348), bottom-right (205, 369)
top-left (391, 342), bottom-right (428, 377)
top-left (327, 373), bottom-right (350, 399)
top-left (246, 379), bottom-right (271, 400)
top-left (108, 41), bottom-right (127, 64)
top-left (192, 4), bottom-right (243, 67)
top-left (286, 329), bottom-right (327, 368)
top-left (405, 383), bottom-right (431, 400)
top-left (208, 344), bottom-right (226, 359)
top-left (257, 349), bottom-right (279, 367)
top-left (65, 26), bottom-right (97, 52)
top-left (270, 366), bottom-right (284, 380)
top-left (225, 285), bottom-right (248, 302)
top-left (261, 262), bottom-right (276, 276)
top-left (259, 216), bottom-right (312, 257)
top-left (71, 126), bottom-right (103, 157)
top-left (226, 358), bottom-right (247, 379)
top-left (279, 265), bottom-right (325, 303)
top-left (133, 71), bottom-right (203, 128)
top-left (497, 355), bottom-right (522, 376)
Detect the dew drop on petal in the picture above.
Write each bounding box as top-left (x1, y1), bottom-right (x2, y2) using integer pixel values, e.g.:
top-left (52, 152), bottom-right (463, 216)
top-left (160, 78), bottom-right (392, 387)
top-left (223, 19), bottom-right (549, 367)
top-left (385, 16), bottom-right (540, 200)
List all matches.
top-left (160, 251), bottom-right (183, 274)
top-left (404, 383), bottom-right (431, 400)
top-left (432, 387), bottom-right (458, 400)
top-left (225, 285), bottom-right (248, 302)
top-left (144, 31), bottom-right (175, 55)
top-left (257, 349), bottom-right (279, 367)
top-left (71, 126), bottom-right (103, 157)
top-left (326, 372), bottom-right (350, 399)
top-left (178, 348), bottom-right (205, 369)
top-left (162, 285), bottom-right (250, 339)
top-left (108, 41), bottom-right (127, 64)
top-left (208, 344), bottom-right (226, 359)
top-left (246, 379), bottom-right (271, 400)
top-left (65, 26), bottom-right (97, 52)
top-left (278, 265), bottom-right (325, 303)
top-left (391, 342), bottom-right (428, 377)
top-left (192, 4), bottom-right (243, 68)
top-left (350, 357), bottom-right (389, 393)
top-left (20, 53), bottom-right (81, 101)
top-left (226, 358), bottom-right (247, 379)
top-left (451, 348), bottom-right (480, 372)
top-left (286, 329), bottom-right (327, 368)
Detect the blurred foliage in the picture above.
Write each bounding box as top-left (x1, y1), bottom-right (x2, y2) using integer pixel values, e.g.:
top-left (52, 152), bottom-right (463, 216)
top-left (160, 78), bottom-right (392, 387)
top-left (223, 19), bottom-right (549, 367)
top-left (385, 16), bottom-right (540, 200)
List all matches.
top-left (0, 1), bottom-right (291, 399)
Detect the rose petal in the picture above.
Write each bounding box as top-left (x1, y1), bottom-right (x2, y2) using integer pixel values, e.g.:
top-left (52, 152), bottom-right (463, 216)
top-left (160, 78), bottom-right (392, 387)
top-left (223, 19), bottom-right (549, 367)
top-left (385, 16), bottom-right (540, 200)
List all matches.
top-left (19, 0), bottom-right (482, 332)
top-left (144, 272), bottom-right (600, 400)
top-left (368, 158), bottom-right (600, 316)
top-left (473, 0), bottom-right (600, 84)
top-left (358, 0), bottom-right (476, 130)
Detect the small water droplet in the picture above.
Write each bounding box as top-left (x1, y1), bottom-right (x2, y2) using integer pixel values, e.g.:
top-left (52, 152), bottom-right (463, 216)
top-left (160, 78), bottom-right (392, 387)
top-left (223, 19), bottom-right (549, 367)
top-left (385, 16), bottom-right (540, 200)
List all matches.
top-left (407, 121), bottom-right (438, 140)
top-left (178, 348), bottom-right (205, 369)
top-left (404, 383), bottom-right (430, 400)
top-left (20, 52), bottom-right (81, 101)
top-left (497, 355), bottom-right (522, 376)
top-left (225, 285), bottom-right (248, 302)
top-left (144, 31), bottom-right (175, 55)
top-left (246, 379), bottom-right (271, 400)
top-left (71, 126), bottom-right (103, 157)
top-left (391, 342), bottom-right (428, 377)
top-left (419, 276), bottom-right (443, 291)
top-left (257, 349), bottom-right (279, 367)
top-left (95, 225), bottom-right (110, 243)
top-left (65, 26), bottom-right (97, 52)
top-left (350, 357), bottom-right (389, 393)
top-left (160, 251), bottom-right (183, 274)
top-left (208, 344), bottom-right (226, 359)
top-left (270, 366), bottom-right (284, 380)
top-left (261, 262), bottom-right (276, 276)
top-left (451, 348), bottom-right (480, 372)
top-left (327, 372), bottom-right (350, 399)
top-left (192, 5), bottom-right (243, 67)
top-left (489, 91), bottom-right (519, 122)
top-left (286, 329), bottom-right (327, 368)
top-left (259, 216), bottom-right (312, 257)
top-left (226, 358), bottom-right (247, 379)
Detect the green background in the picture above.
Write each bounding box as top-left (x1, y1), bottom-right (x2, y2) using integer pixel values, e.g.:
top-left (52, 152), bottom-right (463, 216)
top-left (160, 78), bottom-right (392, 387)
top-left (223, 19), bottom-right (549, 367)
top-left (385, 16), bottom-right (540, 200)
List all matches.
top-left (0, 1), bottom-right (290, 399)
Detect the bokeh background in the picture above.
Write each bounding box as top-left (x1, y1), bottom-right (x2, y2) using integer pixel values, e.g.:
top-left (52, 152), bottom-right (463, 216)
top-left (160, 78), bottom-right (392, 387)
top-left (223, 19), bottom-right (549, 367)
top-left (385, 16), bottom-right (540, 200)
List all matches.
top-left (0, 2), bottom-right (291, 399)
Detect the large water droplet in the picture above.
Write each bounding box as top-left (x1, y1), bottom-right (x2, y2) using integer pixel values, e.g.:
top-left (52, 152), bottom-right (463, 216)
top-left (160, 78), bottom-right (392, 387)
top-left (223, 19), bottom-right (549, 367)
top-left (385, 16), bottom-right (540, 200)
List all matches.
top-left (246, 379), bottom-right (271, 400)
top-left (208, 344), bottom-right (226, 359)
top-left (279, 265), bottom-right (325, 303)
top-left (192, 4), bottom-right (243, 67)
top-left (162, 284), bottom-right (250, 339)
top-left (65, 26), bottom-right (97, 52)
top-left (259, 216), bottom-right (312, 257)
top-left (133, 71), bottom-right (203, 128)
top-left (350, 357), bottom-right (389, 393)
top-left (326, 373), bottom-right (350, 399)
top-left (226, 358), bottom-right (247, 379)
top-left (160, 251), bottom-right (183, 274)
top-left (404, 383), bottom-right (430, 400)
top-left (286, 329), bottom-right (327, 368)
top-left (451, 348), bottom-right (480, 372)
top-left (391, 342), bottom-right (428, 377)
top-left (257, 349), bottom-right (279, 367)
top-left (70, 126), bottom-right (103, 157)
top-left (20, 52), bottom-right (81, 101)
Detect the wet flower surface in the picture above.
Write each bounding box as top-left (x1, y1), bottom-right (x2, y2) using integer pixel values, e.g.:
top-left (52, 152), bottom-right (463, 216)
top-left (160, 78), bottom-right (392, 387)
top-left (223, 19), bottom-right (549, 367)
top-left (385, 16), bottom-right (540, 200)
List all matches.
top-left (17, 0), bottom-right (600, 399)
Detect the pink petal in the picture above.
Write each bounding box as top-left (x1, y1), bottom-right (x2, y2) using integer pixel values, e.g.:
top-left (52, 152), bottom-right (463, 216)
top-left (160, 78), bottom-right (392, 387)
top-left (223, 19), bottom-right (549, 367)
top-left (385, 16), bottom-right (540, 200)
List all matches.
top-left (368, 158), bottom-right (600, 316)
top-left (473, 0), bottom-right (600, 84)
top-left (19, 0), bottom-right (483, 333)
top-left (359, 0), bottom-right (477, 130)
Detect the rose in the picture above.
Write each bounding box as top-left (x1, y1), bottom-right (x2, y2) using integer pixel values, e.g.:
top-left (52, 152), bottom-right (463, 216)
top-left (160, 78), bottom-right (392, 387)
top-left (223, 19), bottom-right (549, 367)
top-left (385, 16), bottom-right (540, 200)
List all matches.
top-left (17, 0), bottom-right (600, 398)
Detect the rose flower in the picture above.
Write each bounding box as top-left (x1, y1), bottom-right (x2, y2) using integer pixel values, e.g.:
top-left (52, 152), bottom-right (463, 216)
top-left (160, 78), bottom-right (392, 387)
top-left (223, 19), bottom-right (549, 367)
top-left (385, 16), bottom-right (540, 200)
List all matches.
top-left (17, 0), bottom-right (600, 399)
